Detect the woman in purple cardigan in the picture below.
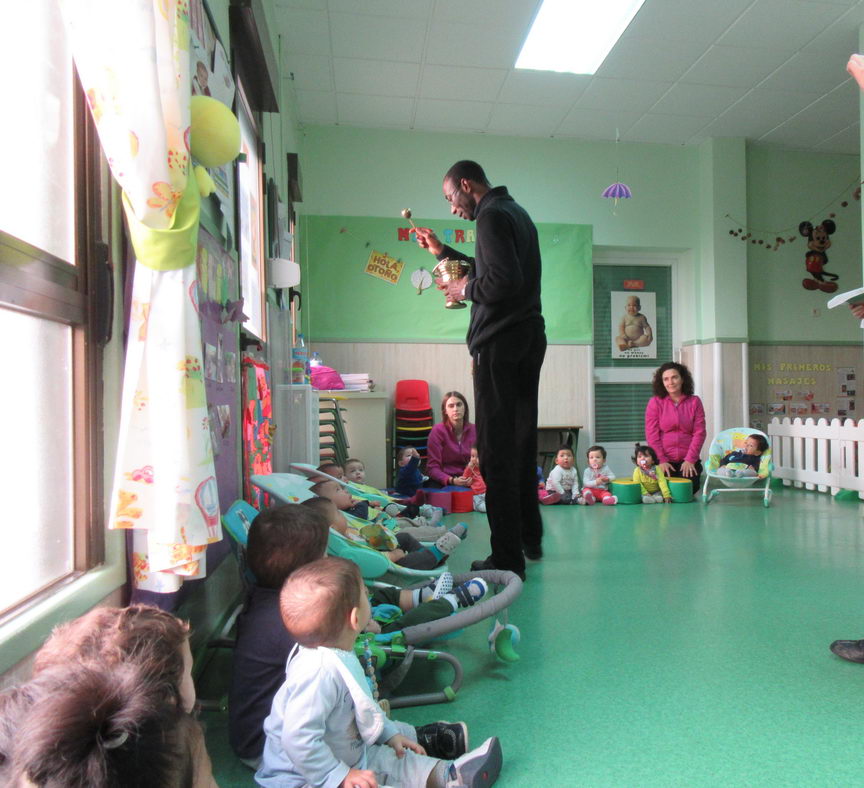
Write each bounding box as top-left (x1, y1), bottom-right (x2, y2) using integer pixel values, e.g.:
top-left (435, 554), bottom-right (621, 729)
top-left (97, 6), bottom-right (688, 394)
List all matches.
top-left (644, 362), bottom-right (706, 493)
top-left (426, 391), bottom-right (476, 488)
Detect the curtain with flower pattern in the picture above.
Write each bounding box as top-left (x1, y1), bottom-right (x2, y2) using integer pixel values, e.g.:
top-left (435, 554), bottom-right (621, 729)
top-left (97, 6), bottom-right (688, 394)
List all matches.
top-left (60, 0), bottom-right (220, 592)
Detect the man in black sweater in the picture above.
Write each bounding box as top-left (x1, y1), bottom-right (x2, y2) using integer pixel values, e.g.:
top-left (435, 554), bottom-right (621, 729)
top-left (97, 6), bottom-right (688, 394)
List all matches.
top-left (415, 160), bottom-right (546, 580)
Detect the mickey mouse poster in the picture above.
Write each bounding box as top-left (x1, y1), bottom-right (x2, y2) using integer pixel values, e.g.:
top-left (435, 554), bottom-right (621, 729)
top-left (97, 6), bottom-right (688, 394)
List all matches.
top-left (799, 219), bottom-right (839, 293)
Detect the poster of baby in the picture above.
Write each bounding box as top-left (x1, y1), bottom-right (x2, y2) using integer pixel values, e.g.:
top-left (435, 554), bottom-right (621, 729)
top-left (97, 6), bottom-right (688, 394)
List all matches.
top-left (612, 291), bottom-right (656, 359)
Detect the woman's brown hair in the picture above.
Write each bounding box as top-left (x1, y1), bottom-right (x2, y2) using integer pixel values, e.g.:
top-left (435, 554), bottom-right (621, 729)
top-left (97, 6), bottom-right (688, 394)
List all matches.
top-left (440, 390), bottom-right (470, 427)
top-left (651, 362), bottom-right (695, 398)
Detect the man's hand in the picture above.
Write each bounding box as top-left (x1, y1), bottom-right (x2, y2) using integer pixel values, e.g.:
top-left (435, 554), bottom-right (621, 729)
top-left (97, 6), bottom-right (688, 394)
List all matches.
top-left (437, 276), bottom-right (468, 304)
top-left (413, 227), bottom-right (443, 256)
top-left (848, 54), bottom-right (864, 91)
top-left (849, 302), bottom-right (864, 320)
top-left (386, 733), bottom-right (426, 758)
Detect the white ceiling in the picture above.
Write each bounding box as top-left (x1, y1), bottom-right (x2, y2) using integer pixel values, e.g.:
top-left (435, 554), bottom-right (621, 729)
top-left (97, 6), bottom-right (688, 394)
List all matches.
top-left (272, 0), bottom-right (864, 153)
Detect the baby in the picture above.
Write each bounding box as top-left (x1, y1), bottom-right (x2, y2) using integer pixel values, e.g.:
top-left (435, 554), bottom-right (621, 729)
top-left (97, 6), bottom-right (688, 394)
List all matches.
top-left (616, 295), bottom-right (653, 351)
top-left (395, 447), bottom-right (425, 497)
top-left (580, 445), bottom-right (618, 505)
top-left (545, 446), bottom-right (580, 505)
top-left (344, 457), bottom-right (443, 525)
top-left (312, 480), bottom-right (465, 570)
top-left (255, 557), bottom-right (503, 788)
top-left (716, 434), bottom-right (769, 477)
top-left (632, 444), bottom-right (671, 503)
top-left (462, 446), bottom-right (487, 512)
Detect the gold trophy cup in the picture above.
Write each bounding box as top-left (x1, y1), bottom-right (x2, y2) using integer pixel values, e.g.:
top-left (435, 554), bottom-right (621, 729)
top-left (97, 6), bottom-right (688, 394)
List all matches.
top-left (432, 258), bottom-right (470, 309)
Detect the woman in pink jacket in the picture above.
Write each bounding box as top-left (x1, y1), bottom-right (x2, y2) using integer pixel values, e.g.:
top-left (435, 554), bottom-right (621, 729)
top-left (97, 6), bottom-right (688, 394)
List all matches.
top-left (644, 362), bottom-right (706, 493)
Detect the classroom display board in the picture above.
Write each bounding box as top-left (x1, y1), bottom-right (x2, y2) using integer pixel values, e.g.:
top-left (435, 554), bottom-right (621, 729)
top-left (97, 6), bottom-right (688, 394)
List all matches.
top-left (301, 215), bottom-right (592, 344)
top-left (748, 345), bottom-right (859, 430)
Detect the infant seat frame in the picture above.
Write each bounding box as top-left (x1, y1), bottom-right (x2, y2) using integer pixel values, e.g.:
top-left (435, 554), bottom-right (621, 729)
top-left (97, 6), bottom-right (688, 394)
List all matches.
top-left (701, 427), bottom-right (773, 507)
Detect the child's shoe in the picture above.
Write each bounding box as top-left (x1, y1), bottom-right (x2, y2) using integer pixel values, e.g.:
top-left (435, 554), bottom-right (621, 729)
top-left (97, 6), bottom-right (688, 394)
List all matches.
top-left (434, 523), bottom-right (468, 555)
top-left (451, 577), bottom-right (487, 607)
top-left (416, 721), bottom-right (468, 760)
top-left (419, 504), bottom-right (444, 525)
top-left (445, 736), bottom-right (502, 788)
top-left (539, 491), bottom-right (560, 505)
top-left (582, 491), bottom-right (595, 505)
top-left (603, 495), bottom-right (618, 506)
top-left (575, 496), bottom-right (586, 505)
top-left (420, 571), bottom-right (454, 602)
top-left (384, 503), bottom-right (404, 518)
top-left (642, 494), bottom-right (656, 504)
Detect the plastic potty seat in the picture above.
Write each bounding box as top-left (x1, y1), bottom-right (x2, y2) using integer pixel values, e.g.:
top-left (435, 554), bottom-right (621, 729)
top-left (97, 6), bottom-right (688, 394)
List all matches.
top-left (668, 477), bottom-right (694, 503)
top-left (611, 479), bottom-right (641, 504)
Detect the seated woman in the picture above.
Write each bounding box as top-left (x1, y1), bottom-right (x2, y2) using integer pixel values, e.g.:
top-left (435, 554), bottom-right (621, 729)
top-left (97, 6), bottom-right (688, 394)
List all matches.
top-left (644, 362), bottom-right (706, 494)
top-left (426, 391), bottom-right (476, 488)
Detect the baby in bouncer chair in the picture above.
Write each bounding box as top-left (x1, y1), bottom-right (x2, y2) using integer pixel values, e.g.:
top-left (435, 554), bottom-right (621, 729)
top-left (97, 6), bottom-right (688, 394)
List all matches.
top-left (715, 434), bottom-right (769, 478)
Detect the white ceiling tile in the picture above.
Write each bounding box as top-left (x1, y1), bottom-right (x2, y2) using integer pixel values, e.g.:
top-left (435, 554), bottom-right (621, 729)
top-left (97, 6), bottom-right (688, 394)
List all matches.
top-left (486, 103), bottom-right (568, 136)
top-left (651, 83), bottom-right (748, 118)
top-left (498, 71), bottom-right (590, 105)
top-left (622, 113), bottom-right (711, 144)
top-left (576, 78), bottom-right (673, 114)
top-left (330, 13), bottom-right (426, 62)
top-left (279, 9), bottom-right (330, 56)
top-left (419, 65), bottom-right (508, 101)
top-left (759, 50), bottom-right (854, 93)
top-left (760, 83), bottom-right (860, 145)
top-left (679, 46), bottom-right (795, 88)
top-left (413, 98), bottom-right (493, 131)
top-left (433, 0), bottom-right (537, 25)
top-left (556, 108), bottom-right (641, 140)
top-left (327, 0), bottom-right (433, 18)
top-left (622, 0), bottom-right (754, 46)
top-left (295, 90), bottom-right (337, 123)
top-left (597, 36), bottom-right (705, 82)
top-left (337, 93), bottom-right (414, 126)
top-left (425, 20), bottom-right (527, 68)
top-left (814, 124), bottom-right (860, 154)
top-left (333, 59), bottom-right (419, 96)
top-left (700, 87), bottom-right (824, 139)
top-left (284, 55), bottom-right (332, 92)
top-left (718, 0), bottom-right (846, 51)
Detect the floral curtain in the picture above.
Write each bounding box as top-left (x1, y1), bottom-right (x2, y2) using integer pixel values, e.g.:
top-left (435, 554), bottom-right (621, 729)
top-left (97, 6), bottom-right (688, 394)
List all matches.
top-left (60, 0), bottom-right (220, 592)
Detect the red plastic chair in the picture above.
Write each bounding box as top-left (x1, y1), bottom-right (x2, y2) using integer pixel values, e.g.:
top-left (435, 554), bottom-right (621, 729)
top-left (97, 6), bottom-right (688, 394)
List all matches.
top-left (395, 380), bottom-right (432, 413)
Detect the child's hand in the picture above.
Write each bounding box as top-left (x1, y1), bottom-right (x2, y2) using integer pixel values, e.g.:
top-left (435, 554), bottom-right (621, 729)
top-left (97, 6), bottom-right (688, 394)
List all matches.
top-left (664, 497), bottom-right (672, 504)
top-left (597, 475), bottom-right (608, 484)
top-left (410, 448), bottom-right (420, 459)
top-left (341, 768), bottom-right (378, 788)
top-left (364, 619), bottom-right (382, 634)
top-left (386, 733), bottom-right (426, 758)
top-left (370, 501), bottom-right (381, 509)
top-left (453, 475), bottom-right (471, 487)
top-left (386, 549), bottom-right (406, 561)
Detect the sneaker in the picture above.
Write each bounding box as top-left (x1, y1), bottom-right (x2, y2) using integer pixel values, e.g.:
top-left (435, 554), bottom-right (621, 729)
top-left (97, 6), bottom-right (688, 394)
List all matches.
top-left (420, 571), bottom-right (454, 602)
top-left (575, 496), bottom-right (586, 505)
top-left (539, 491), bottom-right (560, 505)
top-left (452, 577), bottom-right (487, 607)
top-left (603, 495), bottom-right (618, 506)
top-left (446, 736), bottom-right (502, 788)
top-left (642, 495), bottom-right (656, 504)
top-left (415, 721), bottom-right (468, 760)
top-left (583, 491), bottom-right (595, 505)
top-left (470, 557), bottom-right (525, 582)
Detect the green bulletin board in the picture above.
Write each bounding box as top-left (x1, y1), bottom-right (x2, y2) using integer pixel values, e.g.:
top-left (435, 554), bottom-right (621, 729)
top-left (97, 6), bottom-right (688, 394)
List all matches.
top-left (300, 215), bottom-right (593, 344)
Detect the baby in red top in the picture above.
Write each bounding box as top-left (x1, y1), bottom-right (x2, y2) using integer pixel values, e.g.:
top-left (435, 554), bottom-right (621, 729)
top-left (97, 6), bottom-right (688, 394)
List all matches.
top-left (463, 447), bottom-right (487, 513)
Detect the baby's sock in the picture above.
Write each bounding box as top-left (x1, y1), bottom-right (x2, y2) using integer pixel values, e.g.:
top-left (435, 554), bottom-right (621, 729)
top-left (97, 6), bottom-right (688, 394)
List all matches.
top-left (426, 523), bottom-right (468, 562)
top-left (384, 503), bottom-right (406, 517)
top-left (419, 504), bottom-right (444, 525)
top-left (603, 495), bottom-right (618, 506)
top-left (415, 571), bottom-right (454, 605)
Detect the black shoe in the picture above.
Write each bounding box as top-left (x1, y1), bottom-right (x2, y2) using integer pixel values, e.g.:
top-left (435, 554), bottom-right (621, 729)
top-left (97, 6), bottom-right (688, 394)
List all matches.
top-left (523, 543), bottom-right (543, 561)
top-left (415, 721), bottom-right (468, 760)
top-left (830, 639), bottom-right (864, 663)
top-left (470, 557), bottom-right (526, 582)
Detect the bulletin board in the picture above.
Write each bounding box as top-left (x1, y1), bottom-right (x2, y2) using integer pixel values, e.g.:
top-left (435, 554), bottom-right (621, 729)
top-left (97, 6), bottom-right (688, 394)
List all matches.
top-left (196, 228), bottom-right (240, 513)
top-left (748, 345), bottom-right (859, 431)
top-left (301, 215), bottom-right (593, 344)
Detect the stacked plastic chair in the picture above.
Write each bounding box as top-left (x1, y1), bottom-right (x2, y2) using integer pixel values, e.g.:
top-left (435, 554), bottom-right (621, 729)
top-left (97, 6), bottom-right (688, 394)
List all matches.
top-left (319, 396), bottom-right (349, 466)
top-left (394, 380), bottom-right (434, 466)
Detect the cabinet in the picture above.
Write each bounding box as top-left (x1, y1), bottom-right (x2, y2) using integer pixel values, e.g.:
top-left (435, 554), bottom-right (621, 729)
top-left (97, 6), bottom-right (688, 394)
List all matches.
top-left (272, 384), bottom-right (320, 471)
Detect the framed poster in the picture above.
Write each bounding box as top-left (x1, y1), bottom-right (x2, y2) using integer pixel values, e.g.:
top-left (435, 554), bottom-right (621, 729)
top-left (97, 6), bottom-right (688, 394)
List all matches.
top-left (236, 81), bottom-right (266, 340)
top-left (611, 291), bottom-right (656, 359)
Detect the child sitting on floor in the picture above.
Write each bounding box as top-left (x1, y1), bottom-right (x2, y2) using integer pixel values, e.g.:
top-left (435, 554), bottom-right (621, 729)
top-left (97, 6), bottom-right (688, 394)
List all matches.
top-left (632, 444), bottom-right (672, 503)
top-left (395, 446), bottom-right (425, 497)
top-left (255, 556), bottom-right (503, 788)
top-left (344, 457), bottom-right (443, 524)
top-left (229, 503), bottom-right (477, 769)
top-left (580, 445), bottom-right (618, 505)
top-left (18, 604), bottom-right (217, 787)
top-left (716, 434), bottom-right (769, 477)
top-left (545, 446), bottom-right (580, 505)
top-left (312, 480), bottom-right (466, 570)
top-left (463, 446), bottom-right (487, 512)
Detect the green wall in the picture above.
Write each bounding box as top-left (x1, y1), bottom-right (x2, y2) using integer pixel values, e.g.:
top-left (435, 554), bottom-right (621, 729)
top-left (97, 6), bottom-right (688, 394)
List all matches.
top-left (302, 215), bottom-right (592, 343)
top-left (746, 143), bottom-right (862, 343)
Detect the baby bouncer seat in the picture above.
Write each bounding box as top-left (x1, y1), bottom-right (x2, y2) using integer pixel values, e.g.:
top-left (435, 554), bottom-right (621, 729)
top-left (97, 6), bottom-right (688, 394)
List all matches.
top-left (702, 427), bottom-right (774, 507)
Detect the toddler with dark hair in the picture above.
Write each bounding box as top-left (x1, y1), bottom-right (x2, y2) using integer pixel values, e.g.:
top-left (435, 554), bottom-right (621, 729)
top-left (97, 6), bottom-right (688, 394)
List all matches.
top-left (632, 444), bottom-right (671, 503)
top-left (716, 434), bottom-right (769, 477)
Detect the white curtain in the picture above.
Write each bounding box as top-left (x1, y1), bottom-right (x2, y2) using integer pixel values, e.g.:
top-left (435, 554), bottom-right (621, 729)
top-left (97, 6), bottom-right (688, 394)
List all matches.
top-left (60, 0), bottom-right (220, 592)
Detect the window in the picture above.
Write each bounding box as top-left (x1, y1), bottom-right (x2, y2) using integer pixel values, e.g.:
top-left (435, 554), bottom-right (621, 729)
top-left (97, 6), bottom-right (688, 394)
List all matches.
top-left (0, 0), bottom-right (106, 617)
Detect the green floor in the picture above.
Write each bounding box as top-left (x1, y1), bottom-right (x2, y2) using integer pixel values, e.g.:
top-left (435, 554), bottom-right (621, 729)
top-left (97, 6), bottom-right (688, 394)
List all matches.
top-left (203, 487), bottom-right (864, 786)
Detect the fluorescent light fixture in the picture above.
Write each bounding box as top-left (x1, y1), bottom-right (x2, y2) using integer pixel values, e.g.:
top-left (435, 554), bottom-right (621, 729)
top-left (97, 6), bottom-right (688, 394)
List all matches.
top-left (515, 0), bottom-right (646, 75)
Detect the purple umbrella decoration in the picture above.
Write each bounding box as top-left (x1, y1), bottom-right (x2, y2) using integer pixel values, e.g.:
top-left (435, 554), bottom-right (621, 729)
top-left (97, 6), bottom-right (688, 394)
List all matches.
top-left (602, 181), bottom-right (632, 207)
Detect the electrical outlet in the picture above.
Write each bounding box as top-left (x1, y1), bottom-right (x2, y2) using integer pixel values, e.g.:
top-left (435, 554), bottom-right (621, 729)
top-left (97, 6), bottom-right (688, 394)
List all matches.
top-left (812, 308), bottom-right (821, 317)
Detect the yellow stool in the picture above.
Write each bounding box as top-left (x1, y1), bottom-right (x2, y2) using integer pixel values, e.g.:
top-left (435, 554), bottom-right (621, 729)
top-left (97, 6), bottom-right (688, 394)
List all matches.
top-left (668, 477), bottom-right (694, 503)
top-left (611, 479), bottom-right (641, 505)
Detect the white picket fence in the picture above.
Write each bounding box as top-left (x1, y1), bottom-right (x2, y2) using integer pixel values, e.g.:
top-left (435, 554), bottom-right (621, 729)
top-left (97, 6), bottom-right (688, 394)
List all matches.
top-left (768, 417), bottom-right (864, 498)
